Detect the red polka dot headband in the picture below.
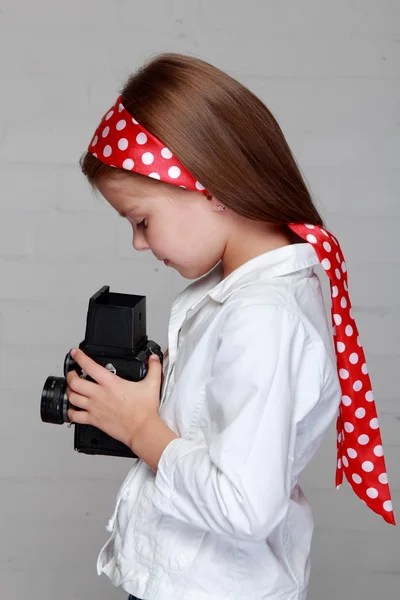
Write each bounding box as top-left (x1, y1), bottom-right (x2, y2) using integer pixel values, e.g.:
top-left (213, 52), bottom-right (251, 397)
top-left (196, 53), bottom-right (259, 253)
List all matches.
top-left (88, 96), bottom-right (209, 194)
top-left (87, 96), bottom-right (395, 526)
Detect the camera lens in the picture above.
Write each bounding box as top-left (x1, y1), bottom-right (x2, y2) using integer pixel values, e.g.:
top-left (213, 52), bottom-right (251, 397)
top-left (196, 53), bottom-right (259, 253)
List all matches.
top-left (40, 376), bottom-right (69, 424)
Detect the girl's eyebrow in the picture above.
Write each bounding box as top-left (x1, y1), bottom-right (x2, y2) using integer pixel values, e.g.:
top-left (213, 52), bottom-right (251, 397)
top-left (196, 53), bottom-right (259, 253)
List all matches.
top-left (118, 206), bottom-right (137, 217)
top-left (118, 205), bottom-right (140, 217)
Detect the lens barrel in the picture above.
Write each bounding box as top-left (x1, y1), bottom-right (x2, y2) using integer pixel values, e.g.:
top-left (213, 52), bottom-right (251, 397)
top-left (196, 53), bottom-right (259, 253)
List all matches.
top-left (40, 376), bottom-right (69, 424)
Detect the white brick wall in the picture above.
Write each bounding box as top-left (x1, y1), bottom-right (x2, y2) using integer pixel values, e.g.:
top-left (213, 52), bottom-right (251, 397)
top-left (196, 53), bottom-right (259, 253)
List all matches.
top-left (0, 1), bottom-right (399, 598)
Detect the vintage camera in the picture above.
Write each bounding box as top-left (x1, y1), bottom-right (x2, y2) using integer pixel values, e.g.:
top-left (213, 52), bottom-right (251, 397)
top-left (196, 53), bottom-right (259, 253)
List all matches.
top-left (40, 285), bottom-right (163, 458)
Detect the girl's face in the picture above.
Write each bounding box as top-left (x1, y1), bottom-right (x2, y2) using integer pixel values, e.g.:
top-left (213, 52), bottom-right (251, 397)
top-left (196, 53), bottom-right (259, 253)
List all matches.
top-left (95, 174), bottom-right (230, 280)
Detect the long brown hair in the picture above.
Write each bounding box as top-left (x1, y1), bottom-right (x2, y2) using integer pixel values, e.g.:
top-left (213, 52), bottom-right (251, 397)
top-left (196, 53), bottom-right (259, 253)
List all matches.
top-left (81, 52), bottom-right (323, 227)
top-left (80, 53), bottom-right (325, 363)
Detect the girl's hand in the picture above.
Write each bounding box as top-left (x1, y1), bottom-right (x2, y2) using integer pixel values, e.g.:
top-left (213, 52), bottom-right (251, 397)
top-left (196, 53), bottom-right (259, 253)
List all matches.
top-left (66, 348), bottom-right (163, 450)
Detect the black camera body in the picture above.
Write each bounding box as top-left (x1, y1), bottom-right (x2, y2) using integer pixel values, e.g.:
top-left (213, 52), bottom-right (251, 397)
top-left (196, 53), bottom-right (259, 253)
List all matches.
top-left (40, 286), bottom-right (163, 458)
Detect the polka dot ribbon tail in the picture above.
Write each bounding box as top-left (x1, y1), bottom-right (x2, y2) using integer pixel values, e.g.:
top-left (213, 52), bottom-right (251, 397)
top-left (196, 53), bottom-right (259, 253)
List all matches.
top-left (289, 223), bottom-right (395, 525)
top-left (88, 96), bottom-right (210, 195)
top-left (87, 96), bottom-right (395, 526)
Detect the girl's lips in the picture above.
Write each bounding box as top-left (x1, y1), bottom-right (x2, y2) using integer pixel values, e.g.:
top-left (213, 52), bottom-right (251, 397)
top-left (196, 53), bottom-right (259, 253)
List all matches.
top-left (154, 255), bottom-right (170, 264)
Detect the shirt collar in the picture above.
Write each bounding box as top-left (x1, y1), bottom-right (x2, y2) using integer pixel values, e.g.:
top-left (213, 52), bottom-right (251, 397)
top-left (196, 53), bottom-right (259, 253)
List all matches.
top-left (180, 242), bottom-right (320, 319)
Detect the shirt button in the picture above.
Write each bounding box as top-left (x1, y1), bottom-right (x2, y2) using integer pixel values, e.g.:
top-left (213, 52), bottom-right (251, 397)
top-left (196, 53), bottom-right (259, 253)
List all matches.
top-left (105, 518), bottom-right (114, 532)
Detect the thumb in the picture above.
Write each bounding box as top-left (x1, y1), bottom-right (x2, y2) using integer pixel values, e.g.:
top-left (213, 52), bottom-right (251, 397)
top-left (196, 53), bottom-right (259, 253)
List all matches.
top-left (148, 353), bottom-right (162, 374)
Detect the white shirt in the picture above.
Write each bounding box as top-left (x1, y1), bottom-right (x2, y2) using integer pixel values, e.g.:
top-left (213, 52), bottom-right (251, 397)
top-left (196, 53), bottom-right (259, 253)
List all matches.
top-left (97, 242), bottom-right (341, 600)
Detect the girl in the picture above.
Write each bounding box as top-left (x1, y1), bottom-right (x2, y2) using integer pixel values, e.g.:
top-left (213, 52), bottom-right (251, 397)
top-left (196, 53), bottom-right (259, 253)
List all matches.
top-left (66, 53), bottom-right (394, 600)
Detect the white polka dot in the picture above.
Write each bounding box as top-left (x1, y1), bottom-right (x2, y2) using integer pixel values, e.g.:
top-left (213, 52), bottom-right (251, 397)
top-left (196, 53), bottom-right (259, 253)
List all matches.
top-left (118, 103), bottom-right (123, 112)
top-left (352, 473), bottom-right (362, 484)
top-left (305, 224), bottom-right (315, 229)
top-left (335, 268), bottom-right (342, 279)
top-left (355, 407), bottom-right (366, 419)
top-left (103, 145), bottom-right (112, 157)
top-left (345, 325), bottom-right (353, 336)
top-left (358, 434), bottom-right (369, 445)
top-left (148, 172), bottom-right (160, 179)
top-left (332, 285), bottom-right (339, 298)
top-left (142, 152), bottom-right (154, 165)
top-left (347, 448), bottom-right (357, 458)
top-left (322, 258), bottom-right (331, 270)
top-left (91, 135), bottom-right (98, 146)
top-left (378, 473), bottom-right (388, 484)
top-left (341, 261), bottom-right (347, 273)
top-left (365, 390), bottom-right (374, 402)
top-left (337, 458), bottom-right (342, 469)
top-left (349, 352), bottom-right (359, 364)
top-left (136, 133), bottom-right (147, 145)
top-left (367, 488), bottom-right (378, 499)
top-left (353, 380), bottom-right (362, 392)
top-left (122, 158), bottom-right (134, 170)
top-left (332, 236), bottom-right (338, 245)
top-left (374, 445), bottom-right (383, 457)
top-left (307, 234), bottom-right (317, 244)
top-left (342, 456), bottom-right (349, 467)
top-left (362, 461), bottom-right (374, 472)
top-left (323, 241), bottom-right (332, 252)
top-left (321, 228), bottom-right (329, 236)
top-left (383, 501), bottom-right (393, 512)
top-left (116, 119), bottom-right (126, 131)
top-left (168, 166), bottom-right (181, 179)
top-left (161, 147), bottom-right (173, 159)
top-left (102, 126), bottom-right (110, 138)
top-left (370, 418), bottom-right (379, 430)
top-left (118, 138), bottom-right (128, 150)
top-left (339, 369), bottom-right (349, 379)
top-left (361, 363), bottom-right (368, 374)
top-left (333, 314), bottom-right (342, 325)
top-left (105, 110), bottom-right (114, 120)
top-left (92, 152), bottom-right (97, 158)
top-left (340, 297), bottom-right (348, 309)
top-left (195, 181), bottom-right (205, 190)
top-left (337, 341), bottom-right (346, 353)
top-left (132, 117), bottom-right (139, 124)
top-left (344, 422), bottom-right (354, 433)
top-left (342, 395), bottom-right (352, 406)
top-left (344, 281), bottom-right (348, 292)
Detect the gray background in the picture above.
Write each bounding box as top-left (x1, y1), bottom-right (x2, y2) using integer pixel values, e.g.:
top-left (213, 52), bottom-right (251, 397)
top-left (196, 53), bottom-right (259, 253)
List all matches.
top-left (0, 1), bottom-right (399, 598)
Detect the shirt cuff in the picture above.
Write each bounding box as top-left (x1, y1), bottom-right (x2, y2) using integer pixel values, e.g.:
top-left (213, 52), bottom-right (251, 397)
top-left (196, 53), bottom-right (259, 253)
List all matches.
top-left (152, 437), bottom-right (206, 514)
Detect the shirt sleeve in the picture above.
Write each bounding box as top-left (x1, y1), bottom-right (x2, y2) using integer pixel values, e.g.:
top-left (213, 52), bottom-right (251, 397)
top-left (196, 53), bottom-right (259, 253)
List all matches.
top-left (152, 302), bottom-right (319, 542)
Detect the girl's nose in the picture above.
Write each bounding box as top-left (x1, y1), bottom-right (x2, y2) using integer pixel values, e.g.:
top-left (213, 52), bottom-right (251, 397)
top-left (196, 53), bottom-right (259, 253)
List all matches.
top-left (132, 233), bottom-right (150, 252)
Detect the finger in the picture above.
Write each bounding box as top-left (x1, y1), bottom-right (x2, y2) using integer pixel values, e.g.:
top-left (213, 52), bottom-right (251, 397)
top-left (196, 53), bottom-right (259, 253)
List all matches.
top-left (147, 354), bottom-right (162, 381)
top-left (66, 370), bottom-right (98, 397)
top-left (67, 407), bottom-right (90, 425)
top-left (67, 389), bottom-right (90, 411)
top-left (71, 349), bottom-right (112, 386)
